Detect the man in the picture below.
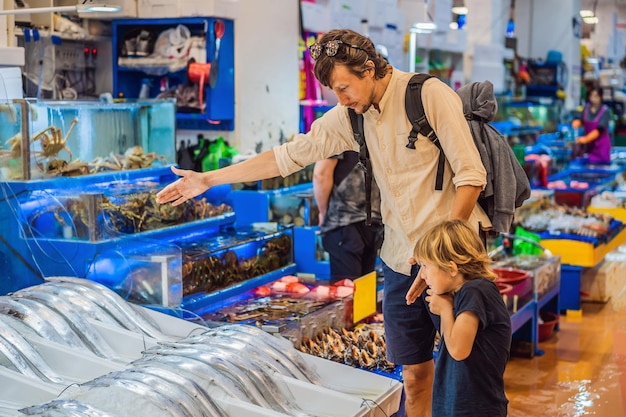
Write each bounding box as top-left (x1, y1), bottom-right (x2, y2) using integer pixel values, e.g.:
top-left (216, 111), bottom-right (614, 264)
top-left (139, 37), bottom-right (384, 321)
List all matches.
top-left (157, 29), bottom-right (490, 417)
top-left (313, 152), bottom-right (383, 282)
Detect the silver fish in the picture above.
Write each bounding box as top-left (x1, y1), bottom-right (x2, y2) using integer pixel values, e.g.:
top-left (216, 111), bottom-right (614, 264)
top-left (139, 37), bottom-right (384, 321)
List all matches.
top-left (184, 332), bottom-right (305, 381)
top-left (197, 343), bottom-right (313, 417)
top-left (20, 284), bottom-right (122, 328)
top-left (110, 368), bottom-right (204, 417)
top-left (82, 371), bottom-right (190, 417)
top-left (128, 364), bottom-right (226, 417)
top-left (44, 277), bottom-right (170, 340)
top-left (0, 329), bottom-right (42, 381)
top-left (168, 333), bottom-right (297, 380)
top-left (142, 345), bottom-right (273, 409)
top-left (0, 313), bottom-right (41, 339)
top-left (18, 399), bottom-right (118, 417)
top-left (40, 281), bottom-right (143, 333)
top-left (206, 325), bottom-right (325, 385)
top-left (131, 354), bottom-right (250, 404)
top-left (0, 296), bottom-right (78, 348)
top-left (150, 342), bottom-right (311, 417)
top-left (0, 296), bottom-right (69, 343)
top-left (9, 291), bottom-right (122, 360)
top-left (0, 318), bottom-right (67, 384)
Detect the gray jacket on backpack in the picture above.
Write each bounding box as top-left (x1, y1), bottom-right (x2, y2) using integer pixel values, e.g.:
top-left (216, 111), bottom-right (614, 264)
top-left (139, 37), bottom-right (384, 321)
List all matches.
top-left (457, 81), bottom-right (531, 233)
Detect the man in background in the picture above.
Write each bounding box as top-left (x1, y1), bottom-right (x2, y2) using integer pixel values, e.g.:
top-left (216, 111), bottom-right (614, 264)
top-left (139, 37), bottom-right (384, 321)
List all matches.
top-left (313, 151), bottom-right (383, 282)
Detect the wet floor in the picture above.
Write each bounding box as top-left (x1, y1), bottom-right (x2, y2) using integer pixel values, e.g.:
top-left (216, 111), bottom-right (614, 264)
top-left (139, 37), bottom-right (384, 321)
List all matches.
top-left (505, 297), bottom-right (626, 417)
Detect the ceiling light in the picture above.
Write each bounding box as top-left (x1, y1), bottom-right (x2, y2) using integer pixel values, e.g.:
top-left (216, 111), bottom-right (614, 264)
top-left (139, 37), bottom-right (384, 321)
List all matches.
top-left (451, 6), bottom-right (468, 15)
top-left (0, 3), bottom-right (121, 15)
top-left (79, 4), bottom-right (121, 12)
top-left (410, 22), bottom-right (438, 34)
top-left (579, 10), bottom-right (594, 18)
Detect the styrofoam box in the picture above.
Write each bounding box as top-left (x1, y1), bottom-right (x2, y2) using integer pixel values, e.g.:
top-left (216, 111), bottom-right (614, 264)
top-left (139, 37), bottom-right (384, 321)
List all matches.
top-left (580, 260), bottom-right (618, 303)
top-left (0, 366), bottom-right (59, 411)
top-left (299, 353), bottom-right (403, 416)
top-left (86, 318), bottom-right (159, 361)
top-left (2, 300), bottom-right (398, 417)
top-left (136, 307), bottom-right (403, 416)
top-left (134, 304), bottom-right (208, 338)
top-left (137, 0), bottom-right (238, 19)
top-left (20, 330), bottom-right (125, 383)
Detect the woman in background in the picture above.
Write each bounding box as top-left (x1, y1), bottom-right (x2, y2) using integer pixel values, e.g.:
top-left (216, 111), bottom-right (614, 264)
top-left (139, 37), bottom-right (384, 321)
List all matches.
top-left (573, 86), bottom-right (612, 164)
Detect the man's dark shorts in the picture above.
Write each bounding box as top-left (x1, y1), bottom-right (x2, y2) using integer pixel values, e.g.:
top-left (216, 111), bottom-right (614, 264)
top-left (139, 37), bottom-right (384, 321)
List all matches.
top-left (382, 262), bottom-right (436, 365)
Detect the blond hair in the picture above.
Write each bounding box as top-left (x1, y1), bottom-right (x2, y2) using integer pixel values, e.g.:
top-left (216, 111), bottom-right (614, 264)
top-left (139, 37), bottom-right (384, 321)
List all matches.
top-left (414, 220), bottom-right (497, 281)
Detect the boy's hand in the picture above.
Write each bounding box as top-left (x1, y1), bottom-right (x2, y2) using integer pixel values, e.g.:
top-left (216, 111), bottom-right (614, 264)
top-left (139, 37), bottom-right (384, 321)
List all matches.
top-left (424, 288), bottom-right (453, 315)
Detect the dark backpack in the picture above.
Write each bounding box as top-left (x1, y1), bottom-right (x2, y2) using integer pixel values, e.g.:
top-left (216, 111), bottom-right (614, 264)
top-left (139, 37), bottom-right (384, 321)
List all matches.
top-left (348, 73), bottom-right (531, 233)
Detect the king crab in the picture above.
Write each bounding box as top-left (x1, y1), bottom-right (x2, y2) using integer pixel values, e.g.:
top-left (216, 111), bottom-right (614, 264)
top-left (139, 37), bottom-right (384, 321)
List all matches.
top-left (32, 118), bottom-right (78, 163)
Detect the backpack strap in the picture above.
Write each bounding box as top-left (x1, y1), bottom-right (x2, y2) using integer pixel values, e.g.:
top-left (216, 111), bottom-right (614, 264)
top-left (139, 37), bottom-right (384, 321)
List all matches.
top-left (405, 73), bottom-right (445, 191)
top-left (332, 151), bottom-right (359, 186)
top-left (348, 108), bottom-right (373, 226)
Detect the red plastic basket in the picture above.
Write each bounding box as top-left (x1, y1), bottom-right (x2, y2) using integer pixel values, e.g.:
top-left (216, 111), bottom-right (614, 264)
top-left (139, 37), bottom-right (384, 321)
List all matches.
top-left (494, 268), bottom-right (531, 286)
top-left (538, 312), bottom-right (559, 342)
top-left (496, 282), bottom-right (513, 295)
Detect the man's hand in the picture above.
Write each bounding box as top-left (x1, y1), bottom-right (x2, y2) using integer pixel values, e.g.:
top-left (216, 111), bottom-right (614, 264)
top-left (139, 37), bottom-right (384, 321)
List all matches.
top-left (156, 166), bottom-right (208, 206)
top-left (406, 277), bottom-right (427, 305)
top-left (424, 288), bottom-right (453, 316)
top-left (406, 257), bottom-right (426, 305)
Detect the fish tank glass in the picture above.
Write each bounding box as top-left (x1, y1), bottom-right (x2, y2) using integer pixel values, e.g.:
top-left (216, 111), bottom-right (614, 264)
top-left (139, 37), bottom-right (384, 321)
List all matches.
top-left (0, 98), bottom-right (176, 180)
top-left (495, 98), bottom-right (562, 133)
top-left (177, 226), bottom-right (294, 298)
top-left (19, 169), bottom-right (234, 242)
top-left (87, 240), bottom-right (183, 308)
top-left (269, 189), bottom-right (319, 226)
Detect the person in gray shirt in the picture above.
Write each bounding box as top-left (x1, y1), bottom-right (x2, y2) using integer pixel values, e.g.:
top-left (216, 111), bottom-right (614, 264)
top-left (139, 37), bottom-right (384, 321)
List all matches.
top-left (313, 151), bottom-right (383, 282)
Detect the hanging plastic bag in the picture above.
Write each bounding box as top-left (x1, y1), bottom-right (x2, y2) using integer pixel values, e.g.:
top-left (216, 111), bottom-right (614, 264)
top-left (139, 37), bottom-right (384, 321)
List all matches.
top-left (153, 25), bottom-right (192, 59)
top-left (512, 226), bottom-right (544, 256)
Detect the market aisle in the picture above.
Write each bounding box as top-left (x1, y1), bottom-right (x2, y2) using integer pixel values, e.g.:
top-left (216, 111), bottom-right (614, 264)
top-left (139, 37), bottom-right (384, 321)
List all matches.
top-left (505, 295), bottom-right (626, 417)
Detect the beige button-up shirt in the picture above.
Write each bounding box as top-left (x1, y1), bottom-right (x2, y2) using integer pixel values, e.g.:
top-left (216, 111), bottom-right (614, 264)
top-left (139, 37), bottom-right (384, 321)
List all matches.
top-left (274, 68), bottom-right (490, 275)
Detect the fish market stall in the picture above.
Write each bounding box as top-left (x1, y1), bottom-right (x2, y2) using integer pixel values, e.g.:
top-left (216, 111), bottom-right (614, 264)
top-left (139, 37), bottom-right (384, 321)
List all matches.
top-left (0, 278), bottom-right (402, 417)
top-left (515, 193), bottom-right (626, 311)
top-left (0, 99), bottom-right (300, 316)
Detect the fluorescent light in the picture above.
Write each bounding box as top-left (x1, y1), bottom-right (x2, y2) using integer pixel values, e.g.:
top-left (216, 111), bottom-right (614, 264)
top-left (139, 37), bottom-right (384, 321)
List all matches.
top-left (0, 3), bottom-right (120, 16)
top-left (583, 16), bottom-right (599, 24)
top-left (410, 22), bottom-right (438, 34)
top-left (78, 4), bottom-right (122, 13)
top-left (451, 6), bottom-right (468, 15)
top-left (579, 10), bottom-right (594, 18)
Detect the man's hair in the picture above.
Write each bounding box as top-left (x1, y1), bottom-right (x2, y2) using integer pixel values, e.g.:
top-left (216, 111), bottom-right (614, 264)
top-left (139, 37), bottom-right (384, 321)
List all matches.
top-left (313, 29), bottom-right (388, 88)
top-left (414, 220), bottom-right (497, 281)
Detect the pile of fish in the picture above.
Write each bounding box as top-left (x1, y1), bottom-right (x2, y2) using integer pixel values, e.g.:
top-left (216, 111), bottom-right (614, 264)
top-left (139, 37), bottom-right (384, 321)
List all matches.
top-left (519, 204), bottom-right (615, 239)
top-left (0, 277), bottom-right (402, 417)
top-left (0, 277), bottom-right (172, 360)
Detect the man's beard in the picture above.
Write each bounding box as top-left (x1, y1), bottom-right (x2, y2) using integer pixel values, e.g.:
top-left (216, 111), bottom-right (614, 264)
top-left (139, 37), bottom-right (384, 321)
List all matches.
top-left (353, 102), bottom-right (372, 114)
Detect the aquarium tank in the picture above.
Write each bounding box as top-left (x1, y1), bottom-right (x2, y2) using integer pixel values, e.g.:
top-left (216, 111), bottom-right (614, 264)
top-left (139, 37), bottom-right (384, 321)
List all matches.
top-left (495, 98), bottom-right (563, 133)
top-left (0, 98), bottom-right (176, 180)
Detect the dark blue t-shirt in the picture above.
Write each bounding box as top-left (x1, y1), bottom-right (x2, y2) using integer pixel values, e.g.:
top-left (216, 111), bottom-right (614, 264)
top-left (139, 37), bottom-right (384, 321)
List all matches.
top-left (432, 278), bottom-right (512, 417)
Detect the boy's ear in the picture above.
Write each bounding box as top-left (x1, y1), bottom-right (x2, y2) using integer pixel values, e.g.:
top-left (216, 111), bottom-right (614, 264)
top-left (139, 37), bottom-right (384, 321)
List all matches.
top-left (449, 261), bottom-right (459, 276)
